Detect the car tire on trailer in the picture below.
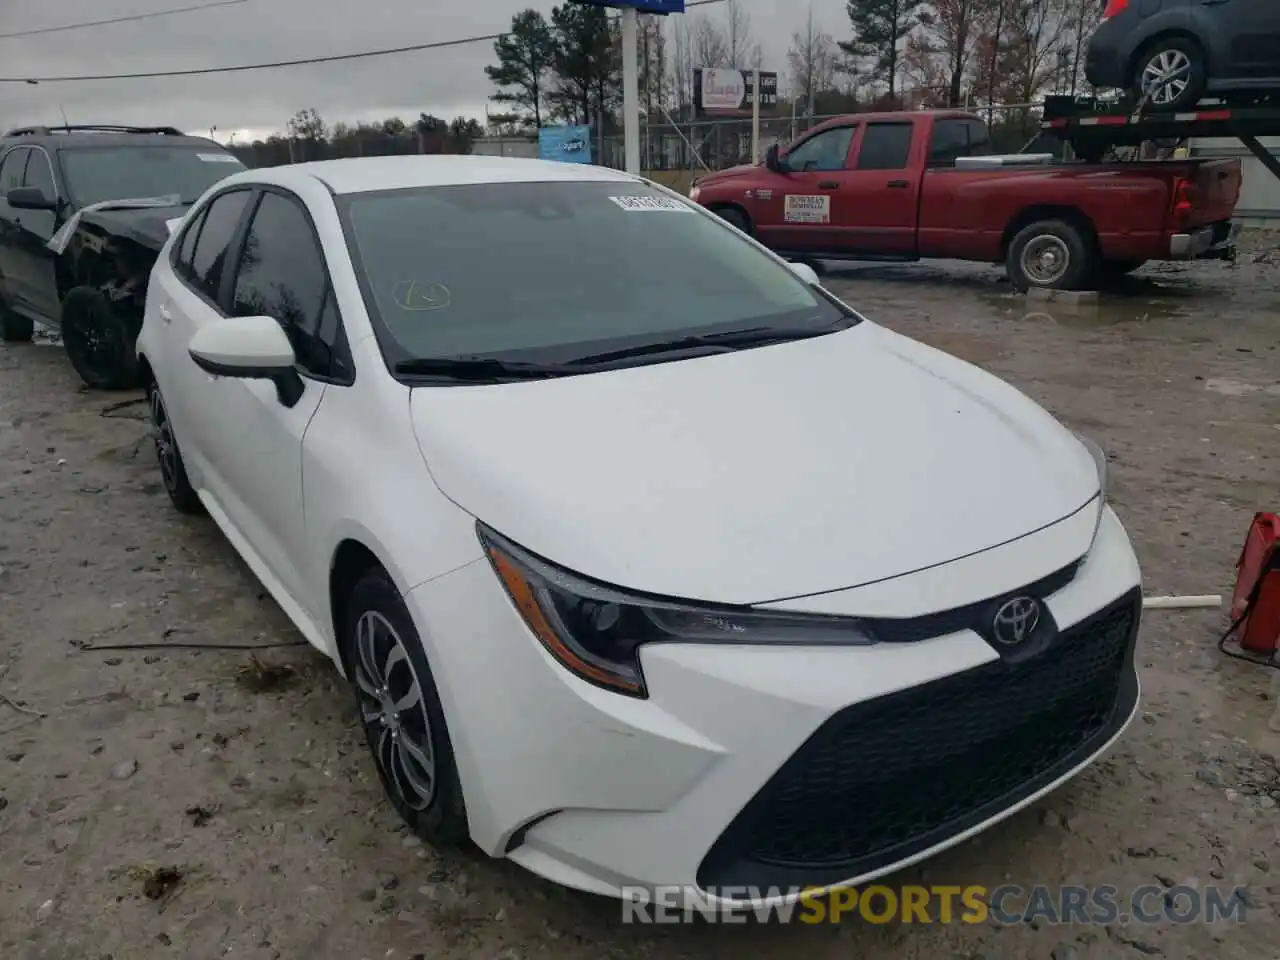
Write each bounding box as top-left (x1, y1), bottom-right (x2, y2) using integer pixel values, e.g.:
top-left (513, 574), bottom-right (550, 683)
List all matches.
top-left (0, 297), bottom-right (33, 342)
top-left (147, 381), bottom-right (202, 515)
top-left (341, 568), bottom-right (470, 847)
top-left (61, 287), bottom-right (139, 390)
top-left (1131, 36), bottom-right (1207, 112)
top-left (1007, 220), bottom-right (1095, 292)
top-left (714, 206), bottom-right (752, 235)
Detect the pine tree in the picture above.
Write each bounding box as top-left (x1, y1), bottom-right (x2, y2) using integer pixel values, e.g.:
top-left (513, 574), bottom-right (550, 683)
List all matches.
top-left (841, 0), bottom-right (925, 100)
top-left (485, 10), bottom-right (555, 129)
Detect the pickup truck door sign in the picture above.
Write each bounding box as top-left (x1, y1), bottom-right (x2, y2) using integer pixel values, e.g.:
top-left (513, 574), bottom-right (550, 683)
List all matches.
top-left (784, 195), bottom-right (831, 224)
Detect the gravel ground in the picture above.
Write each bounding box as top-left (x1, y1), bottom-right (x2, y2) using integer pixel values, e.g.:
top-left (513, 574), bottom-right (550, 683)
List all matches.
top-left (2, 240), bottom-right (1280, 960)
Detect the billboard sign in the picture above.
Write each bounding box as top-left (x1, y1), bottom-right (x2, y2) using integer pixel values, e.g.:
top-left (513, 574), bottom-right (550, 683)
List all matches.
top-left (538, 124), bottom-right (593, 164)
top-left (570, 0), bottom-right (685, 13)
top-left (694, 68), bottom-right (779, 117)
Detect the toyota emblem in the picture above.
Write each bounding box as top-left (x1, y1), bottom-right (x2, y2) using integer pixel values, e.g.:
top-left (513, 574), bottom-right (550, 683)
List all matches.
top-left (992, 596), bottom-right (1041, 646)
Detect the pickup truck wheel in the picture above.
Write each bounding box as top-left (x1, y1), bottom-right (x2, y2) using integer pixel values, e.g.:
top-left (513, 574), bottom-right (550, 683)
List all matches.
top-left (0, 300), bottom-right (34, 342)
top-left (714, 206), bottom-right (752, 235)
top-left (61, 287), bottom-right (140, 390)
top-left (1131, 37), bottom-right (1206, 112)
top-left (1007, 220), bottom-right (1094, 292)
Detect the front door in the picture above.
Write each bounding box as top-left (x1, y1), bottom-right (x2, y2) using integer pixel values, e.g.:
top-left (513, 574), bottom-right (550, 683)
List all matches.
top-left (840, 121), bottom-right (920, 255)
top-left (754, 123), bottom-right (858, 253)
top-left (13, 147), bottom-right (62, 321)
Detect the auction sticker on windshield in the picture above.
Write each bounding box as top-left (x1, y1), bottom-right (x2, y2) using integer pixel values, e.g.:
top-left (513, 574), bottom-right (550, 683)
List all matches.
top-left (609, 196), bottom-right (691, 212)
top-left (784, 195), bottom-right (831, 224)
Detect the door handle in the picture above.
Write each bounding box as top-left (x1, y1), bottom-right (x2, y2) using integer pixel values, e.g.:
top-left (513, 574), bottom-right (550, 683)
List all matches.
top-left (159, 303), bottom-right (172, 323)
top-left (818, 180), bottom-right (840, 189)
top-left (887, 179), bottom-right (910, 188)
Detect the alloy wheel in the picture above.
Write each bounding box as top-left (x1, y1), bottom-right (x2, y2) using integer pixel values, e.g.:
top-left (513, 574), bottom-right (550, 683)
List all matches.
top-left (149, 389), bottom-right (179, 493)
top-left (1141, 50), bottom-right (1191, 107)
top-left (353, 610), bottom-right (436, 811)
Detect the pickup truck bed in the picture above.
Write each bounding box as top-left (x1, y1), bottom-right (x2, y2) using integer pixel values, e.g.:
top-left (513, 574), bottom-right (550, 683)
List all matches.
top-left (689, 110), bottom-right (1242, 290)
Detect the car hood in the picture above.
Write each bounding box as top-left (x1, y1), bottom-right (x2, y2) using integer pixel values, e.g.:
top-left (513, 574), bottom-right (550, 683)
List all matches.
top-left (410, 322), bottom-right (1099, 605)
top-left (696, 164), bottom-right (758, 186)
top-left (78, 204), bottom-right (190, 252)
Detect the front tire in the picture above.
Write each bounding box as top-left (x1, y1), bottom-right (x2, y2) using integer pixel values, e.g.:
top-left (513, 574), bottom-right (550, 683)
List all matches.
top-left (342, 569), bottom-right (469, 846)
top-left (61, 287), bottom-right (139, 390)
top-left (1006, 220), bottom-right (1095, 292)
top-left (147, 381), bottom-right (202, 515)
top-left (714, 205), bottom-right (752, 234)
top-left (1131, 37), bottom-right (1207, 112)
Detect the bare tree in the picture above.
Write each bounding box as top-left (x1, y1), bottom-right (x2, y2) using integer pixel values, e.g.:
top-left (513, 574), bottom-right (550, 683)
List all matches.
top-left (692, 14), bottom-right (729, 68)
top-left (668, 15), bottom-right (695, 110)
top-left (723, 0), bottom-right (762, 70)
top-left (915, 0), bottom-right (982, 107)
top-left (788, 4), bottom-right (838, 115)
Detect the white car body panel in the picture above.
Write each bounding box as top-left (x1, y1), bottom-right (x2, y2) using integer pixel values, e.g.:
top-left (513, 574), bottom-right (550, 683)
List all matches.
top-left (134, 155), bottom-right (1142, 907)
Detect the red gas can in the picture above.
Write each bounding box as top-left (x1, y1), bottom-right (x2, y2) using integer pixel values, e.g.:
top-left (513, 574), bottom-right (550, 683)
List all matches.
top-left (1229, 513), bottom-right (1280, 656)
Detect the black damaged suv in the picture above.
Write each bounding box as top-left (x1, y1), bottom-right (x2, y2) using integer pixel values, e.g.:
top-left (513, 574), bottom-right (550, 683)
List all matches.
top-left (0, 125), bottom-right (245, 388)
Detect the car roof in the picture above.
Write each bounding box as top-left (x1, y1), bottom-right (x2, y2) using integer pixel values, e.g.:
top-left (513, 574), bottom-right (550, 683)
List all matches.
top-left (1, 131), bottom-right (223, 151)
top-left (257, 155), bottom-right (642, 195)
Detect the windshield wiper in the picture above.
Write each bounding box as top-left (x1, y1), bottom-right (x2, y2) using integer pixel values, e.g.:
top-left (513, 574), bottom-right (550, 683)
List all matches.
top-left (567, 326), bottom-right (833, 366)
top-left (393, 356), bottom-right (572, 381)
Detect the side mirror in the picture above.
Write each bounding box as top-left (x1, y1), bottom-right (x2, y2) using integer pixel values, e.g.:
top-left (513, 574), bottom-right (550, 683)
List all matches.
top-left (6, 186), bottom-right (57, 211)
top-left (765, 143), bottom-right (787, 174)
top-left (787, 260), bottom-right (821, 286)
top-left (187, 314), bottom-right (304, 407)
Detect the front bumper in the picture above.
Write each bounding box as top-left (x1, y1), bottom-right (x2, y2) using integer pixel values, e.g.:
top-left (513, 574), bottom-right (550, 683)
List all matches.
top-left (1170, 220), bottom-right (1241, 260)
top-left (407, 506), bottom-right (1141, 906)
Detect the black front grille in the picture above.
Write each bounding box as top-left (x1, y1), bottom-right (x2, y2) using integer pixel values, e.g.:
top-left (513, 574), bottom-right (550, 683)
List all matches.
top-left (698, 589), bottom-right (1141, 893)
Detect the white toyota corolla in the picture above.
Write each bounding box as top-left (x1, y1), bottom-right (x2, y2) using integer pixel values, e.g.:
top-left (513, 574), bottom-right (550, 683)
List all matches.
top-left (136, 155), bottom-right (1141, 907)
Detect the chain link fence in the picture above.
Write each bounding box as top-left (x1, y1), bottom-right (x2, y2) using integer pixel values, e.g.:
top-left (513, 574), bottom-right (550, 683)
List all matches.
top-left (591, 103), bottom-right (1066, 175)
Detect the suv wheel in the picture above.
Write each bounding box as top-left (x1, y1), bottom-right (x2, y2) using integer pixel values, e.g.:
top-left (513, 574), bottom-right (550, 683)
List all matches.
top-left (1132, 38), bottom-right (1206, 112)
top-left (0, 298), bottom-right (33, 342)
top-left (61, 287), bottom-right (139, 389)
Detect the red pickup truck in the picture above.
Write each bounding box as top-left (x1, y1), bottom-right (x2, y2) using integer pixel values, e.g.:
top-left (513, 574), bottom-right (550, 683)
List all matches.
top-left (688, 110), bottom-right (1242, 290)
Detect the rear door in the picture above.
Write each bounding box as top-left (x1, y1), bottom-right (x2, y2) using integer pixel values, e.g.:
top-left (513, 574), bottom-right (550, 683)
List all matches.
top-left (841, 121), bottom-right (920, 255)
top-left (755, 122), bottom-right (858, 253)
top-left (1215, 0), bottom-right (1280, 79)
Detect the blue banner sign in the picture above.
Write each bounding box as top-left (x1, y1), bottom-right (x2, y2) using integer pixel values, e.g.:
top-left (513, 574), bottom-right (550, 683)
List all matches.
top-left (571, 0), bottom-right (685, 14)
top-left (539, 125), bottom-right (593, 164)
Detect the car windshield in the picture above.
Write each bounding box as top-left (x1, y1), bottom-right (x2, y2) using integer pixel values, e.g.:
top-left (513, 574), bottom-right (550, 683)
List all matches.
top-left (337, 180), bottom-right (853, 376)
top-left (59, 145), bottom-right (246, 207)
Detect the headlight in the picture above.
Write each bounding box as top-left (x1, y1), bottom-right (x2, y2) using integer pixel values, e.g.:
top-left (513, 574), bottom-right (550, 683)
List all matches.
top-left (689, 185), bottom-right (701, 201)
top-left (1076, 433), bottom-right (1108, 544)
top-left (479, 525), bottom-right (875, 699)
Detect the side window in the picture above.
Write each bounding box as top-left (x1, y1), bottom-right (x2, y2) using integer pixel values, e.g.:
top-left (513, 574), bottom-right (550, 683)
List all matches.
top-left (188, 190), bottom-right (251, 304)
top-left (928, 119), bottom-right (993, 166)
top-left (856, 123), bottom-right (914, 171)
top-left (22, 150), bottom-right (55, 198)
top-left (0, 148), bottom-right (29, 196)
top-left (785, 126), bottom-right (856, 172)
top-left (928, 119), bottom-right (970, 166)
top-left (174, 208), bottom-right (208, 281)
top-left (231, 191), bottom-right (346, 379)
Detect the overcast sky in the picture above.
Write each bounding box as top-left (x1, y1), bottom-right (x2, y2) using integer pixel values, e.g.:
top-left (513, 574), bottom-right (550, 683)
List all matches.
top-left (0, 0), bottom-right (850, 142)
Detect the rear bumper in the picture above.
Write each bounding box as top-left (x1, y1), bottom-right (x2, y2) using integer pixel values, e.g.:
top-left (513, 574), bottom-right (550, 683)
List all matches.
top-left (1170, 220), bottom-right (1241, 260)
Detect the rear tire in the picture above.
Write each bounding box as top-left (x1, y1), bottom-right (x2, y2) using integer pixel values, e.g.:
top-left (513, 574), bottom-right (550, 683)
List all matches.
top-left (0, 300), bottom-right (33, 342)
top-left (1006, 220), bottom-right (1096, 292)
top-left (61, 287), bottom-right (139, 390)
top-left (341, 569), bottom-right (470, 847)
top-left (147, 381), bottom-right (202, 515)
top-left (1131, 36), bottom-right (1207, 112)
top-left (714, 206), bottom-right (752, 234)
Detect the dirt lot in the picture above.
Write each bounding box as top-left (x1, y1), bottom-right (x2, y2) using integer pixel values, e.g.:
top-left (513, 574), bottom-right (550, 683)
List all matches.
top-left (3, 241), bottom-right (1280, 960)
